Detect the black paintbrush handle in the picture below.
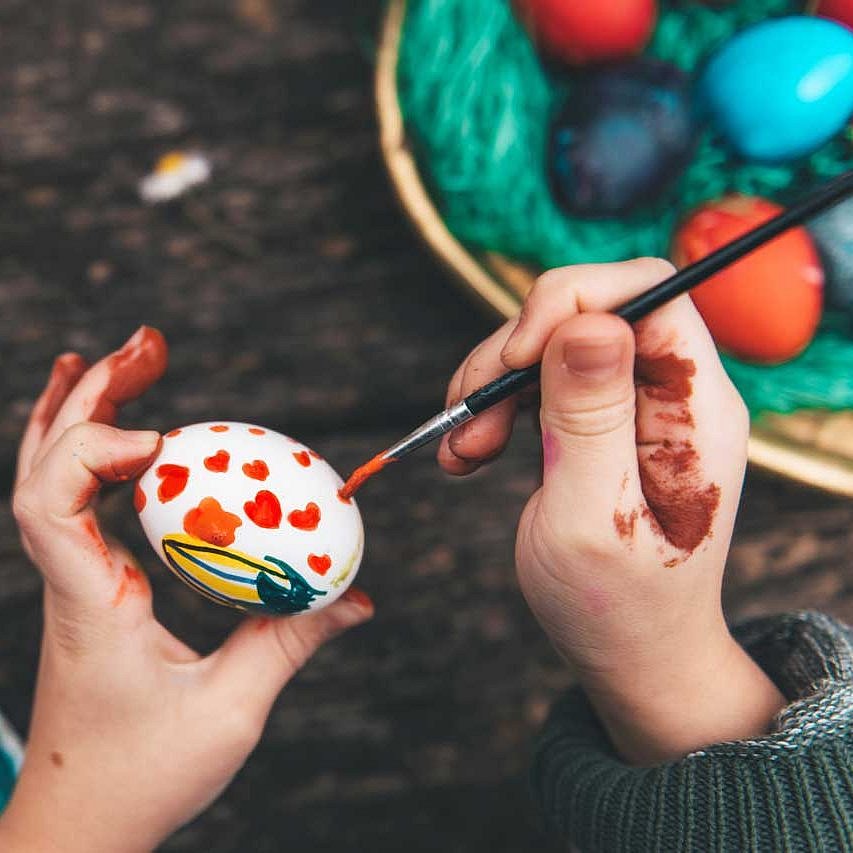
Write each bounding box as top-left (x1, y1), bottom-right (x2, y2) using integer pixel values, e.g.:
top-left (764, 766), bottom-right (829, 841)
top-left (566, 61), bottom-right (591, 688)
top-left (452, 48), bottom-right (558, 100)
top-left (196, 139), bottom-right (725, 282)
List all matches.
top-left (464, 170), bottom-right (853, 417)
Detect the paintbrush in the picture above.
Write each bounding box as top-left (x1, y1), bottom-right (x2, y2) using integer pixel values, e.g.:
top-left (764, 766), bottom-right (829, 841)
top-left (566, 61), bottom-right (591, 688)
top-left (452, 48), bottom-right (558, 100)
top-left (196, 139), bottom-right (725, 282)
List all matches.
top-left (339, 170), bottom-right (853, 499)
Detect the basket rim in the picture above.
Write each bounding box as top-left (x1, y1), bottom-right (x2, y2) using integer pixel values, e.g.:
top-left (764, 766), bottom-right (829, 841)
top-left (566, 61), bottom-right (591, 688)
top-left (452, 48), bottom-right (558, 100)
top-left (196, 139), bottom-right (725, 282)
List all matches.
top-left (375, 0), bottom-right (853, 498)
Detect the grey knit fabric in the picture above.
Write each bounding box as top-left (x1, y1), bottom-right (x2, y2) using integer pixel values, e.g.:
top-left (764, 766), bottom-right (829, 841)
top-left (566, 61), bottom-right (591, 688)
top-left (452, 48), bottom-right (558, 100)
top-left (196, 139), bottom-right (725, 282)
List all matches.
top-left (531, 611), bottom-right (853, 852)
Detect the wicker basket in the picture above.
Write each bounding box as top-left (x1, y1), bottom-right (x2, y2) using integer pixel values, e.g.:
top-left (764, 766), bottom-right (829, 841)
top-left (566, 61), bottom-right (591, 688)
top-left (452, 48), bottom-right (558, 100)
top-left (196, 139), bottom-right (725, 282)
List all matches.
top-left (375, 0), bottom-right (853, 498)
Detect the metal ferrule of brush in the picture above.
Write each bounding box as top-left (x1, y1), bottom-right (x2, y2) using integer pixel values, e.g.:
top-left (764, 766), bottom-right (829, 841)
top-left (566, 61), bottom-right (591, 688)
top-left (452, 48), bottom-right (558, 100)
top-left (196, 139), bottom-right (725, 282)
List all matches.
top-left (384, 400), bottom-right (474, 461)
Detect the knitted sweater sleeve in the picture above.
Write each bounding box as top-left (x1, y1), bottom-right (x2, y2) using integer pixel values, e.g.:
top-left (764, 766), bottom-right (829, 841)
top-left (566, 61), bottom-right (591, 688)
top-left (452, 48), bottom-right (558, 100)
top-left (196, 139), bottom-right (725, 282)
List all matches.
top-left (530, 611), bottom-right (853, 853)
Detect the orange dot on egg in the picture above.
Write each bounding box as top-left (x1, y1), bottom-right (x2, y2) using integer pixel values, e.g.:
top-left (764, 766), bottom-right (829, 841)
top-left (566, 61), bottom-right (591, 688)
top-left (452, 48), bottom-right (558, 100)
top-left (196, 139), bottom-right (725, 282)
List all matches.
top-left (248, 427), bottom-right (266, 435)
top-left (210, 425), bottom-right (229, 433)
top-left (165, 429), bottom-right (182, 438)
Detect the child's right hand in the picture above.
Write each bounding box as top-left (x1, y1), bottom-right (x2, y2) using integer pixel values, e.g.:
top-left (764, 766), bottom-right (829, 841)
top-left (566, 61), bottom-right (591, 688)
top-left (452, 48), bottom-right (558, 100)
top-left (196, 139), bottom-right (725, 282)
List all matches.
top-left (439, 259), bottom-right (786, 765)
top-left (0, 328), bottom-right (373, 852)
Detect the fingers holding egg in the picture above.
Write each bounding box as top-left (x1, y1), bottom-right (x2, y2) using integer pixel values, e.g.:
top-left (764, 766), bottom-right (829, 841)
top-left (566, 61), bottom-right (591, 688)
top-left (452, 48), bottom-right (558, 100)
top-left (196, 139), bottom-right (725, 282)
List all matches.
top-left (136, 423), bottom-right (364, 615)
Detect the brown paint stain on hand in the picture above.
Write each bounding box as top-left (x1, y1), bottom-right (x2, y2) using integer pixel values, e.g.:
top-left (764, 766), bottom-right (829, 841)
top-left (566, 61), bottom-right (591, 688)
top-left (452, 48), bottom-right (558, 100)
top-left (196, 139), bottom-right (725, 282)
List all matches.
top-left (156, 464), bottom-right (189, 503)
top-left (634, 353), bottom-right (696, 402)
top-left (638, 439), bottom-right (720, 554)
top-left (613, 508), bottom-right (638, 540)
top-left (184, 497), bottom-right (242, 546)
top-left (50, 751), bottom-right (64, 767)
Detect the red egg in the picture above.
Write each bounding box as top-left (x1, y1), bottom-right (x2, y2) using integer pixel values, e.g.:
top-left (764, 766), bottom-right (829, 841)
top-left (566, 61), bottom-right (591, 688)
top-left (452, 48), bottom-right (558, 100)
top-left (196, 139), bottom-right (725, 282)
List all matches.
top-left (814, 0), bottom-right (853, 30)
top-left (672, 196), bottom-right (824, 364)
top-left (515, 0), bottom-right (656, 64)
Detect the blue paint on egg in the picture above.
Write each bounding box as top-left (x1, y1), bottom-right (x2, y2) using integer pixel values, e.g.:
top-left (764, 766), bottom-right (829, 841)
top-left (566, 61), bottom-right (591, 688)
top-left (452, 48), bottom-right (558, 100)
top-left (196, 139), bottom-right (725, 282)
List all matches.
top-left (808, 196), bottom-right (853, 316)
top-left (549, 59), bottom-right (697, 216)
top-left (699, 16), bottom-right (853, 163)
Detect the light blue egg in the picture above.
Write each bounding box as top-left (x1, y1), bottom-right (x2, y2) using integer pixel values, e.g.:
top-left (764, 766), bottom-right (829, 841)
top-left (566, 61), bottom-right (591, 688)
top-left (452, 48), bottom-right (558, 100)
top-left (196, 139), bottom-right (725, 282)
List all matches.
top-left (699, 16), bottom-right (853, 163)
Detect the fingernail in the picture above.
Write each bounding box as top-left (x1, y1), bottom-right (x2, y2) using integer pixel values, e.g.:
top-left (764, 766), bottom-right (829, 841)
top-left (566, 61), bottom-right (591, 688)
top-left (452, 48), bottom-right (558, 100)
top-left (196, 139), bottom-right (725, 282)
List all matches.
top-left (128, 430), bottom-right (162, 451)
top-left (120, 326), bottom-right (147, 352)
top-left (500, 317), bottom-right (525, 363)
top-left (342, 587), bottom-right (373, 611)
top-left (563, 338), bottom-right (624, 379)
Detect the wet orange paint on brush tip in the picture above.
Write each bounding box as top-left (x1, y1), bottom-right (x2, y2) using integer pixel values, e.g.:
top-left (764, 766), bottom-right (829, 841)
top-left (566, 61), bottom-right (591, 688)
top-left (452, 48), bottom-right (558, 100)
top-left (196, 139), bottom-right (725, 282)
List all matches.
top-left (338, 452), bottom-right (394, 501)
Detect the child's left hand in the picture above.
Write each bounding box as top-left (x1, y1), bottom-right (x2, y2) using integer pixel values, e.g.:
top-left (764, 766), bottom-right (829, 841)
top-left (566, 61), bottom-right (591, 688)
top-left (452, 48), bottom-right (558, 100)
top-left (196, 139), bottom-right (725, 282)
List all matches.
top-left (0, 328), bottom-right (373, 853)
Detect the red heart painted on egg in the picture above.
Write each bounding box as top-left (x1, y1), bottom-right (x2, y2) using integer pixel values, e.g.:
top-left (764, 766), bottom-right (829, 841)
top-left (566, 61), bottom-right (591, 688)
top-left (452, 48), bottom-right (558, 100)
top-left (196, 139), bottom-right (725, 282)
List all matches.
top-left (155, 464), bottom-right (189, 503)
top-left (244, 490), bottom-right (282, 529)
top-left (292, 450), bottom-right (311, 467)
top-left (242, 460), bottom-right (270, 481)
top-left (307, 553), bottom-right (332, 575)
top-left (288, 502), bottom-right (321, 531)
top-left (204, 450), bottom-right (230, 473)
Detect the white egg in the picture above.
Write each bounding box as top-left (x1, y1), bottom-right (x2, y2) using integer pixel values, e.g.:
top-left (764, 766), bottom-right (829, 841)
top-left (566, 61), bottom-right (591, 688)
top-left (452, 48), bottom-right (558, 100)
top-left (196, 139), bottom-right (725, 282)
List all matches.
top-left (135, 422), bottom-right (363, 615)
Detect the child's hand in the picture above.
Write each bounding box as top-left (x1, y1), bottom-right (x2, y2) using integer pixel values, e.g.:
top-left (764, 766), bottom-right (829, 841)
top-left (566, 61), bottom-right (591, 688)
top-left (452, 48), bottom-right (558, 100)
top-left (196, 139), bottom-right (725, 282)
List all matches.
top-left (439, 260), bottom-right (785, 764)
top-left (0, 328), bottom-right (373, 853)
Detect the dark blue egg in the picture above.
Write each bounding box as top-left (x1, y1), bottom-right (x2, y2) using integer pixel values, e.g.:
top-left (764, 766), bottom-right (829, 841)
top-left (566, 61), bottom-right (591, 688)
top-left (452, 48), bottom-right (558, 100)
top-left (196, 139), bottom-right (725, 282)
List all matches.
top-left (808, 196), bottom-right (853, 316)
top-left (549, 59), bottom-right (697, 216)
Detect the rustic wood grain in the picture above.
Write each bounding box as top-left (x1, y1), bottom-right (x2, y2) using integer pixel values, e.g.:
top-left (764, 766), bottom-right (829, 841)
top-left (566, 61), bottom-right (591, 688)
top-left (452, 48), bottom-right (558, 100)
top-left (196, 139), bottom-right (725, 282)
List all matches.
top-left (1, 1), bottom-right (851, 850)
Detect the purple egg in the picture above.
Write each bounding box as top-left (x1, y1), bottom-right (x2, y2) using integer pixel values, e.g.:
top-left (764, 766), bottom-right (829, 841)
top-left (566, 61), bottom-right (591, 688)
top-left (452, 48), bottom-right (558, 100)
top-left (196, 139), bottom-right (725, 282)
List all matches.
top-left (549, 59), bottom-right (697, 216)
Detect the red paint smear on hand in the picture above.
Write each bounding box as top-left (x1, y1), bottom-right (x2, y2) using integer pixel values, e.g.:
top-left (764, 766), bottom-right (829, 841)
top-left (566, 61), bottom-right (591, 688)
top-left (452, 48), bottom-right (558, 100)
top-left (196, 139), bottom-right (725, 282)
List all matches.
top-left (81, 516), bottom-right (111, 564)
top-left (635, 353), bottom-right (696, 403)
top-left (288, 502), bottom-right (321, 531)
top-left (156, 464), bottom-right (189, 503)
top-left (210, 425), bottom-right (229, 433)
top-left (204, 450), bottom-right (230, 473)
top-left (112, 564), bottom-right (149, 606)
top-left (184, 497), bottom-right (242, 546)
top-left (97, 327), bottom-right (168, 415)
top-left (245, 490), bottom-right (283, 529)
top-left (293, 450), bottom-right (311, 467)
top-left (242, 460), bottom-right (269, 481)
top-left (134, 482), bottom-right (147, 513)
top-left (307, 553), bottom-right (332, 575)
top-left (34, 353), bottom-right (88, 429)
top-left (339, 453), bottom-right (393, 500)
top-left (342, 587), bottom-right (373, 609)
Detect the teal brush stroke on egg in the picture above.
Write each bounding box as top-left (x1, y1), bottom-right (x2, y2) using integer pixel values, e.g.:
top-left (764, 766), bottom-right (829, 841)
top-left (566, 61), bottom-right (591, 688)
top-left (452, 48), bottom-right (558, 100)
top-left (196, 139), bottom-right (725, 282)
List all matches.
top-left (257, 556), bottom-right (326, 614)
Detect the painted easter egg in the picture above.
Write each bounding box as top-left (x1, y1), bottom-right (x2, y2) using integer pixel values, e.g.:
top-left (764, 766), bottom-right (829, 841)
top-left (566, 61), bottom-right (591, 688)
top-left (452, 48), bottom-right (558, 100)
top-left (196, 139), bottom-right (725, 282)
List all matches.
top-left (814, 0), bottom-right (853, 30)
top-left (136, 422), bottom-right (364, 615)
top-left (549, 59), bottom-right (696, 216)
top-left (698, 16), bottom-right (853, 163)
top-left (514, 0), bottom-right (656, 65)
top-left (672, 196), bottom-right (824, 364)
top-left (808, 196), bottom-right (853, 316)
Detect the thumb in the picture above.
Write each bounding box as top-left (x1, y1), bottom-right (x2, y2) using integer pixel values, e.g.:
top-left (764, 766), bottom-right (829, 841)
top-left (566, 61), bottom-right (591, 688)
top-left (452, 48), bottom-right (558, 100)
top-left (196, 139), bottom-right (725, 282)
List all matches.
top-left (207, 589), bottom-right (373, 725)
top-left (538, 313), bottom-right (640, 528)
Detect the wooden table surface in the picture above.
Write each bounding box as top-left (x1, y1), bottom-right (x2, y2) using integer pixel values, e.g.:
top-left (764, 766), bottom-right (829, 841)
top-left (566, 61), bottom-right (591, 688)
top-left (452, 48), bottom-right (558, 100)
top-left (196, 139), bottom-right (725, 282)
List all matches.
top-left (1, 2), bottom-right (851, 850)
